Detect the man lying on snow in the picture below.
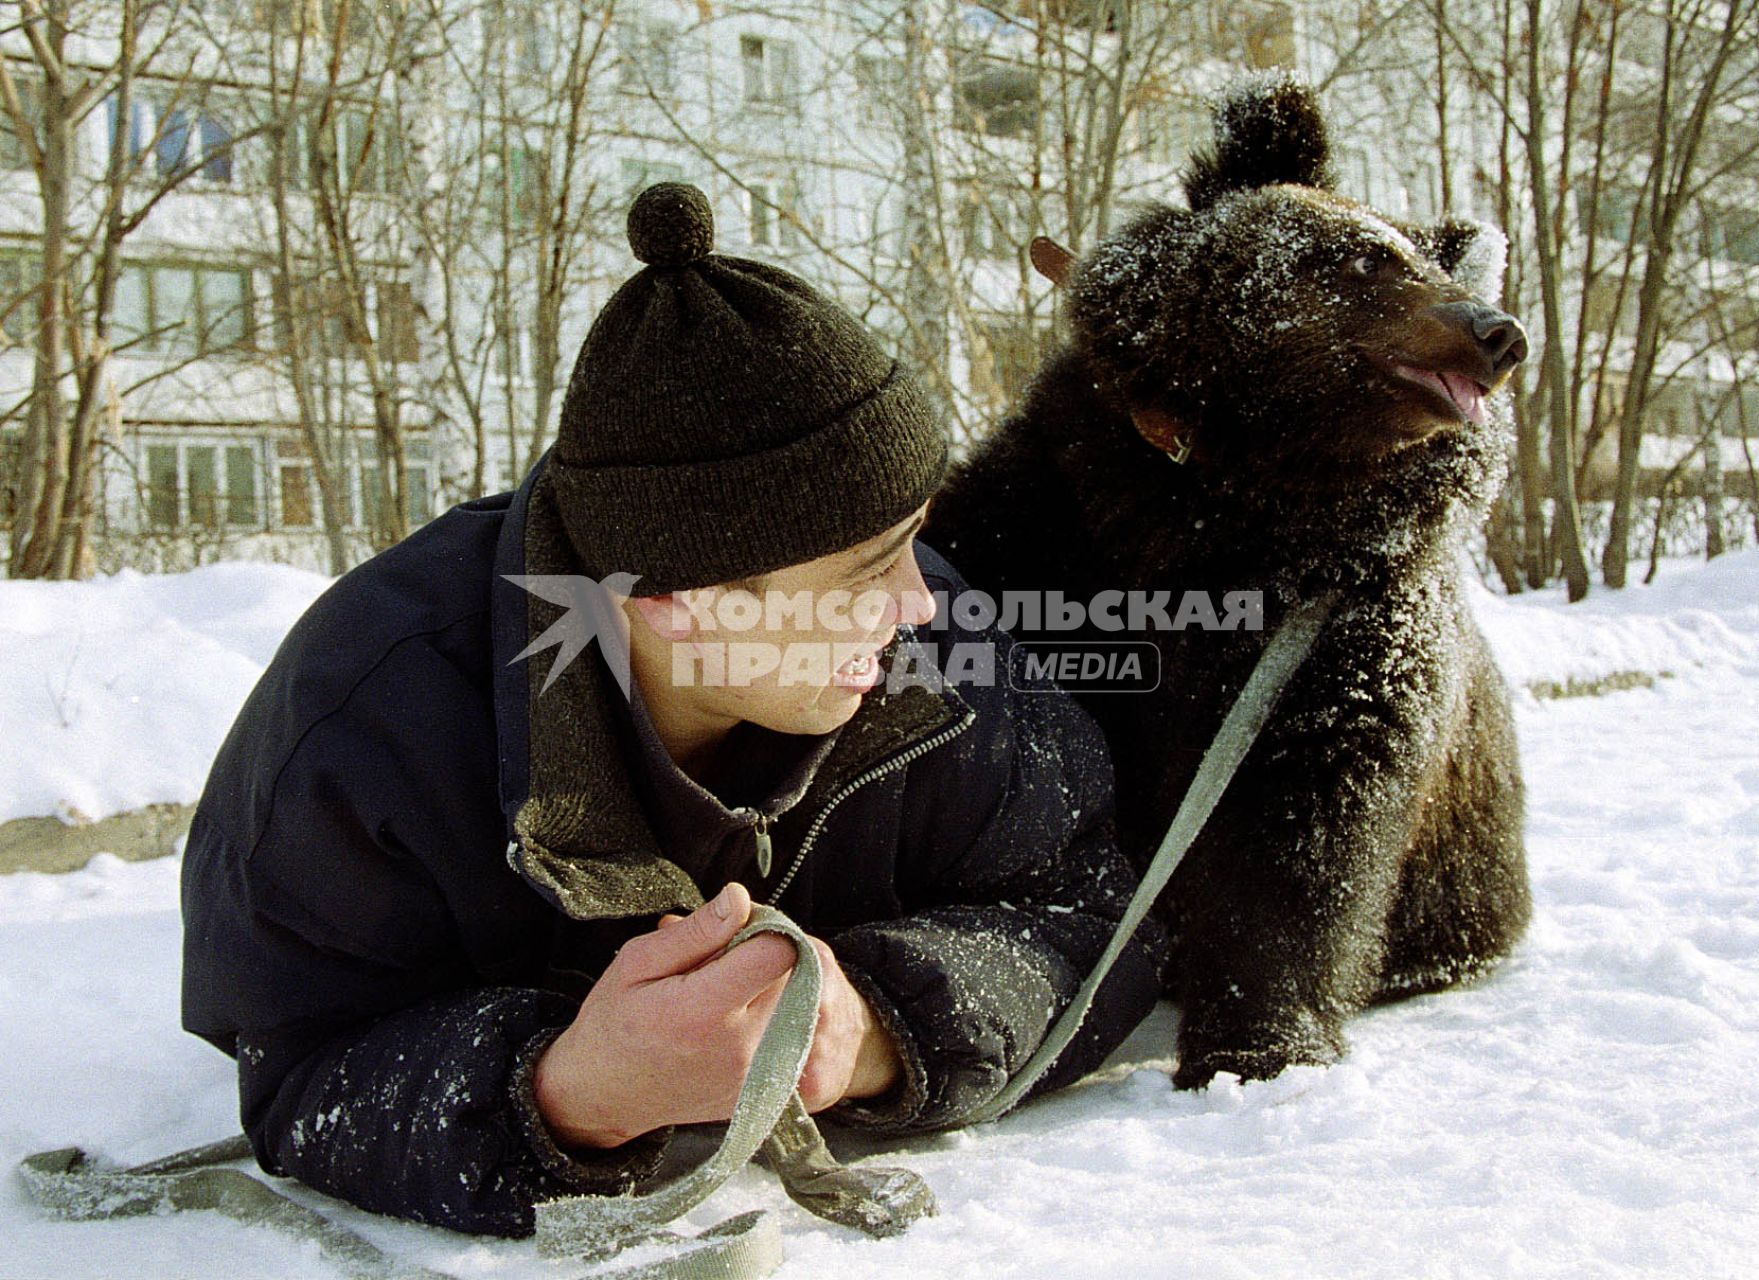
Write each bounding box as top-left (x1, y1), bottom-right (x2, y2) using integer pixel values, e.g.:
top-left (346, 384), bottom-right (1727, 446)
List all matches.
top-left (180, 182), bottom-right (1164, 1236)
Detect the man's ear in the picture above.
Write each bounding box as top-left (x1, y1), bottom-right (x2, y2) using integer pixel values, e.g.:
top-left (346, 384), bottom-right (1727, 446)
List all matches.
top-left (628, 592), bottom-right (701, 642)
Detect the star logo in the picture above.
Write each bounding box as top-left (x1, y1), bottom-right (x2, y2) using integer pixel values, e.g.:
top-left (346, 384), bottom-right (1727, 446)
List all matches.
top-left (504, 573), bottom-right (641, 696)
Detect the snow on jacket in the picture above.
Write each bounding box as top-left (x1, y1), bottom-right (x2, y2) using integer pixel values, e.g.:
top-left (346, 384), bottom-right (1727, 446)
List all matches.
top-left (180, 456), bottom-right (1164, 1237)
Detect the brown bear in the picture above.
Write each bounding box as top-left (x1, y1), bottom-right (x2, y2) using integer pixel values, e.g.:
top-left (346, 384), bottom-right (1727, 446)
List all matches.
top-left (925, 73), bottom-right (1532, 1089)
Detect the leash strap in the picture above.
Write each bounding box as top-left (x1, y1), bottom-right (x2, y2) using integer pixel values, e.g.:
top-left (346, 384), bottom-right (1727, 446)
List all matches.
top-left (961, 591), bottom-right (1337, 1125)
top-left (18, 1135), bottom-right (451, 1280)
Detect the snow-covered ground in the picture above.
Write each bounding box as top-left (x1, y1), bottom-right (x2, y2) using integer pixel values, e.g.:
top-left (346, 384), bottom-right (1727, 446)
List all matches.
top-left (2, 554), bottom-right (1756, 1279)
top-left (0, 563), bottom-right (331, 826)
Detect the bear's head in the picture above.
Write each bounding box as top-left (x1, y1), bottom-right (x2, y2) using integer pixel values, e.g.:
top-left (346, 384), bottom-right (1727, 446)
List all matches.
top-left (1062, 73), bottom-right (1526, 479)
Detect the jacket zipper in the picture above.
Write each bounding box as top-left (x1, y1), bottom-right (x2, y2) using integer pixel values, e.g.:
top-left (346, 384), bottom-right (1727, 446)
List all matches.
top-left (765, 705), bottom-right (977, 905)
top-left (733, 810), bottom-right (776, 877)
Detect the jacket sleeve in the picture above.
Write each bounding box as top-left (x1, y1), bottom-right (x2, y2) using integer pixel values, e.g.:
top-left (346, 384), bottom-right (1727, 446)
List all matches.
top-left (181, 669), bottom-right (667, 1237)
top-left (827, 621), bottom-right (1167, 1133)
top-left (233, 991), bottom-right (668, 1238)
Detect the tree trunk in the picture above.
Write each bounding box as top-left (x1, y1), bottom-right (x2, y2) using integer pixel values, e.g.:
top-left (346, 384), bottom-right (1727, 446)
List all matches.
top-left (1492, 0), bottom-right (1546, 587)
top-left (1600, 253), bottom-right (1670, 588)
top-left (1523, 0), bottom-right (1590, 601)
top-left (1703, 406), bottom-right (1724, 560)
top-left (1484, 478), bottom-right (1524, 594)
top-left (898, 0), bottom-right (952, 426)
top-left (11, 8), bottom-right (72, 580)
top-left (265, 24), bottom-right (352, 576)
top-left (1601, 0), bottom-right (1744, 586)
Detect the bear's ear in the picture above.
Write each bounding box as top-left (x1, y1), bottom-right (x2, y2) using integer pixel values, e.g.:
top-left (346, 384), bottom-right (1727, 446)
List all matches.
top-left (1182, 71), bottom-right (1335, 212)
top-left (1412, 217), bottom-right (1510, 300)
top-left (1030, 236), bottom-right (1077, 288)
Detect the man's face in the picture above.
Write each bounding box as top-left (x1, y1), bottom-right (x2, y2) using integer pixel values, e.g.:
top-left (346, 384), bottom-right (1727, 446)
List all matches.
top-left (645, 504), bottom-right (937, 738)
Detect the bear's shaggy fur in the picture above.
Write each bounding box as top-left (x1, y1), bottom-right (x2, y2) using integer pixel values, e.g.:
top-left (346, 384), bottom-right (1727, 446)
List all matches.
top-left (926, 74), bottom-right (1532, 1089)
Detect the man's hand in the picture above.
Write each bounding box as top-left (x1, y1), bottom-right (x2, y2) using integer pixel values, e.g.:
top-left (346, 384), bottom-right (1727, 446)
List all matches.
top-left (797, 932), bottom-right (903, 1111)
top-left (533, 883), bottom-right (902, 1149)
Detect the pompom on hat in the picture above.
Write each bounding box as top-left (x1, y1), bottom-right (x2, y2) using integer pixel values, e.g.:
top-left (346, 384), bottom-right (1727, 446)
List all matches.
top-left (625, 181), bottom-right (716, 268)
top-left (550, 182), bottom-right (948, 596)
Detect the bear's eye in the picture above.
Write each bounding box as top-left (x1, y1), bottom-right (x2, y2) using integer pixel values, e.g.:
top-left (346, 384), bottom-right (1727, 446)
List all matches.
top-left (1347, 253), bottom-right (1385, 279)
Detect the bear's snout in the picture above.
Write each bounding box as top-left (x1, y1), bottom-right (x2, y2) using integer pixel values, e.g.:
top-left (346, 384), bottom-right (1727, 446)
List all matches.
top-left (1429, 300), bottom-right (1528, 379)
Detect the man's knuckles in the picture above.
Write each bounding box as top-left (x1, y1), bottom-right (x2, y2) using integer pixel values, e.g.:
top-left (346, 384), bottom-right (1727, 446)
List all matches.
top-left (703, 932), bottom-right (797, 999)
top-left (808, 937), bottom-right (838, 974)
top-left (796, 1055), bottom-right (847, 1111)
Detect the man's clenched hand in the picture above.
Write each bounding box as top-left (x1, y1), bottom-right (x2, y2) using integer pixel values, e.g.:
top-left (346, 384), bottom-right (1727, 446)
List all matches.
top-left (533, 883), bottom-right (901, 1148)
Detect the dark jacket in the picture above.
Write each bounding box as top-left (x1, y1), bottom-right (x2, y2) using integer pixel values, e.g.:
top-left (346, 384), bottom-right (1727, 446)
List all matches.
top-left (181, 458), bottom-right (1163, 1237)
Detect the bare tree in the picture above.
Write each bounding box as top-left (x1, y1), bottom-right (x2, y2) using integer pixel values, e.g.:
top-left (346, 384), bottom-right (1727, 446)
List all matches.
top-left (233, 0), bottom-right (443, 566)
top-left (1600, 0), bottom-right (1757, 587)
top-left (1, 0), bottom-right (259, 578)
top-left (395, 0), bottom-right (620, 501)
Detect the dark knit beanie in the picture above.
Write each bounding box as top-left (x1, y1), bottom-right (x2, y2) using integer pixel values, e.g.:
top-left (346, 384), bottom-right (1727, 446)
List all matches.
top-left (549, 182), bottom-right (948, 596)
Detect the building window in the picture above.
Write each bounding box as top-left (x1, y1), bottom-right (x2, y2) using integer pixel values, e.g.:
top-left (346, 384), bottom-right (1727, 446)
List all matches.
top-left (748, 183), bottom-right (774, 246)
top-left (1131, 91), bottom-right (1206, 168)
top-left (853, 55), bottom-right (898, 109)
top-left (357, 438), bottom-right (433, 532)
top-left (359, 459), bottom-right (384, 533)
top-left (1, 253), bottom-right (40, 347)
top-left (969, 318), bottom-right (1044, 412)
top-left (225, 444), bottom-right (259, 525)
top-left (506, 8), bottom-right (556, 78)
top-left (199, 114), bottom-right (235, 183)
top-left (109, 95), bottom-right (236, 183)
top-left (0, 430), bottom-right (21, 525)
top-left (288, 105), bottom-right (399, 194)
top-left (740, 35), bottom-right (796, 106)
top-left (620, 156), bottom-right (685, 204)
top-left (146, 443), bottom-right (180, 529)
top-left (494, 321), bottom-right (532, 381)
top-left (406, 438), bottom-right (433, 526)
top-left (1336, 143), bottom-right (1374, 205)
top-left (276, 437), bottom-right (315, 528)
top-left (141, 439), bottom-right (261, 529)
top-left (1704, 205), bottom-right (1759, 266)
top-left (275, 275), bottom-right (403, 356)
top-left (376, 280), bottom-right (420, 363)
top-left (274, 275), bottom-right (356, 352)
top-left (112, 262), bottom-right (254, 356)
top-left (747, 179), bottom-right (803, 248)
top-left (1, 78), bottom-right (40, 170)
top-left (953, 59), bottom-right (1039, 138)
top-left (492, 143), bottom-right (544, 220)
top-left (859, 191), bottom-right (906, 262)
top-left (959, 188), bottom-right (1021, 263)
top-left (619, 21), bottom-right (678, 95)
top-left (1589, 187), bottom-right (1651, 246)
top-left (1240, 1), bottom-right (1296, 69)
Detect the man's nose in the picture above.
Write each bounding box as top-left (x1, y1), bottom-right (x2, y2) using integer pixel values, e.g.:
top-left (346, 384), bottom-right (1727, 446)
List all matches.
top-left (895, 550), bottom-right (937, 629)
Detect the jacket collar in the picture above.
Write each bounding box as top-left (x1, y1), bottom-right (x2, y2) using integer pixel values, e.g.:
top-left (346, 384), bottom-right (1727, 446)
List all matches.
top-left (490, 453), bottom-right (967, 923)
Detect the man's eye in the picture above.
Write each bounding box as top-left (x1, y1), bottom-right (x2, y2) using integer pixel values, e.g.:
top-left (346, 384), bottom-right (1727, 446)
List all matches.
top-left (855, 554), bottom-right (904, 588)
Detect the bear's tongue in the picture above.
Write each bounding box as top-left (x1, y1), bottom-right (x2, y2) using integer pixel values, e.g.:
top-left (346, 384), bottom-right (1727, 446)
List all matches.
top-left (1438, 371), bottom-right (1488, 426)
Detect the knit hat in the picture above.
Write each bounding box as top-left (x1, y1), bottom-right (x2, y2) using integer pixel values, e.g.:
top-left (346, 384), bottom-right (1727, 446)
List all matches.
top-left (549, 181), bottom-right (948, 596)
